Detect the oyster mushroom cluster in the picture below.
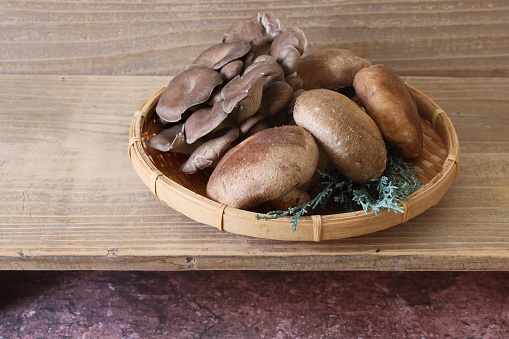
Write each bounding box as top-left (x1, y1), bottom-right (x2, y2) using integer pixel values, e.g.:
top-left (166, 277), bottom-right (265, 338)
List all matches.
top-left (149, 14), bottom-right (424, 212)
top-left (149, 13), bottom-right (308, 174)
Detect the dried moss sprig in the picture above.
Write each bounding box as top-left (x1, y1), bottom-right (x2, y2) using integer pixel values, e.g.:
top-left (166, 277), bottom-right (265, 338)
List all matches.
top-left (256, 150), bottom-right (423, 232)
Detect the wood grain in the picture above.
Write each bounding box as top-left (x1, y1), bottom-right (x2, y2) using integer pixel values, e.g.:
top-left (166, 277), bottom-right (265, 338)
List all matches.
top-left (1, 1), bottom-right (508, 77)
top-left (1, 75), bottom-right (508, 270)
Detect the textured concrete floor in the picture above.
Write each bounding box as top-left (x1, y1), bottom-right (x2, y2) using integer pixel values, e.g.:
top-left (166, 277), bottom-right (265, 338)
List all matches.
top-left (0, 271), bottom-right (508, 338)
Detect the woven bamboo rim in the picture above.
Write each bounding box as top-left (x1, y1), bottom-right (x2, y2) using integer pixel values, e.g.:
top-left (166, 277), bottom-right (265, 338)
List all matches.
top-left (129, 84), bottom-right (460, 242)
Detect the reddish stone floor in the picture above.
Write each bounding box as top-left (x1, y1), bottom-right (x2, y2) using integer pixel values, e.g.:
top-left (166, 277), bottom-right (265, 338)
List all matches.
top-left (0, 271), bottom-right (508, 338)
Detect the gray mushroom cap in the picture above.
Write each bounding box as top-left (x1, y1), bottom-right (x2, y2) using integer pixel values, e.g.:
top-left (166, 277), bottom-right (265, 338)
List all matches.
top-left (147, 123), bottom-right (201, 154)
top-left (257, 81), bottom-right (294, 119)
top-left (206, 86), bottom-right (223, 105)
top-left (243, 57), bottom-right (284, 87)
top-left (241, 37), bottom-right (273, 72)
top-left (155, 67), bottom-right (223, 123)
top-left (277, 45), bottom-right (302, 75)
top-left (260, 13), bottom-right (281, 39)
top-left (269, 27), bottom-right (307, 58)
top-left (191, 40), bottom-right (251, 70)
top-left (221, 61), bottom-right (283, 124)
top-left (184, 99), bottom-right (229, 144)
top-left (180, 127), bottom-right (240, 174)
top-left (285, 75), bottom-right (304, 91)
top-left (239, 114), bottom-right (265, 135)
top-left (220, 59), bottom-right (244, 81)
top-left (222, 13), bottom-right (265, 43)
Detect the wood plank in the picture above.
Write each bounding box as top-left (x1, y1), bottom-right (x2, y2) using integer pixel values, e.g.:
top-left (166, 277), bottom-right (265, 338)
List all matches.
top-left (1, 75), bottom-right (508, 270)
top-left (1, 1), bottom-right (508, 77)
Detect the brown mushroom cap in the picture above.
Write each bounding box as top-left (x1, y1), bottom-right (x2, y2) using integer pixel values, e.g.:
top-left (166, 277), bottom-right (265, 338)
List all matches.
top-left (297, 48), bottom-right (372, 90)
top-left (353, 64), bottom-right (423, 158)
top-left (268, 188), bottom-right (310, 211)
top-left (206, 125), bottom-right (319, 209)
top-left (180, 127), bottom-right (240, 174)
top-left (184, 99), bottom-right (229, 144)
top-left (156, 67), bottom-right (223, 123)
top-left (191, 40), bottom-right (251, 70)
top-left (293, 89), bottom-right (386, 184)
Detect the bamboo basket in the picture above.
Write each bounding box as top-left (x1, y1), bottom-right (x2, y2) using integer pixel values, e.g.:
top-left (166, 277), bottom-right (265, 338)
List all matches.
top-left (129, 84), bottom-right (460, 242)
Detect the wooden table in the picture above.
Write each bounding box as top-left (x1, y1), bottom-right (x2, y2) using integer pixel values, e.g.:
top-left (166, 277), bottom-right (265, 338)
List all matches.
top-left (1, 1), bottom-right (508, 270)
top-left (1, 75), bottom-right (507, 270)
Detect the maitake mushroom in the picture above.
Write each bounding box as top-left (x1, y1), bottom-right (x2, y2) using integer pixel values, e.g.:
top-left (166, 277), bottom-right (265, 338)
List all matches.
top-left (148, 13), bottom-right (308, 174)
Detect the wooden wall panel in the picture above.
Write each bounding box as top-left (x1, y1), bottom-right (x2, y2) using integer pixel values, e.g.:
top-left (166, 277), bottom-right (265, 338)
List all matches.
top-left (1, 0), bottom-right (508, 77)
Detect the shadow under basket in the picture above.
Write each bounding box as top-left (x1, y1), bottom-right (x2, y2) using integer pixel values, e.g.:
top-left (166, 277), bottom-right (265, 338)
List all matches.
top-left (129, 85), bottom-right (460, 242)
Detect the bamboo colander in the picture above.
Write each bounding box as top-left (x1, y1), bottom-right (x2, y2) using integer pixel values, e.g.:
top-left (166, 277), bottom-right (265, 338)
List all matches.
top-left (129, 84), bottom-right (459, 242)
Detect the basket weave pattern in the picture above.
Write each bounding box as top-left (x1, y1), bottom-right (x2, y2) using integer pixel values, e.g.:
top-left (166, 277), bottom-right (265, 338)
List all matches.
top-left (129, 85), bottom-right (460, 242)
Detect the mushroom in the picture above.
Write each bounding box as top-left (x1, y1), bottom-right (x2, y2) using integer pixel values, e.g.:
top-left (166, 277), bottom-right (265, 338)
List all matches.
top-left (250, 36), bottom-right (273, 56)
top-left (297, 48), bottom-right (372, 90)
top-left (241, 37), bottom-right (273, 72)
top-left (257, 80), bottom-right (294, 119)
top-left (156, 67), bottom-right (223, 123)
top-left (285, 75), bottom-right (304, 91)
top-left (220, 59), bottom-right (244, 81)
top-left (191, 40), bottom-right (251, 70)
top-left (239, 114), bottom-right (265, 136)
top-left (293, 89), bottom-right (386, 184)
top-left (251, 56), bottom-right (285, 84)
top-left (260, 13), bottom-right (281, 39)
top-left (252, 54), bottom-right (276, 64)
top-left (222, 14), bottom-right (265, 43)
top-left (184, 99), bottom-right (231, 144)
top-left (268, 28), bottom-right (307, 76)
top-left (277, 45), bottom-right (301, 76)
top-left (243, 56), bottom-right (284, 87)
top-left (206, 86), bottom-right (223, 105)
top-left (268, 189), bottom-right (311, 211)
top-left (353, 64), bottom-right (423, 159)
top-left (180, 127), bottom-right (240, 174)
top-left (245, 120), bottom-right (272, 138)
top-left (298, 144), bottom-right (334, 194)
top-left (270, 28), bottom-right (307, 56)
top-left (221, 60), bottom-right (283, 124)
top-left (206, 125), bottom-right (319, 209)
top-left (147, 123), bottom-right (201, 154)
top-left (285, 88), bottom-right (305, 115)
